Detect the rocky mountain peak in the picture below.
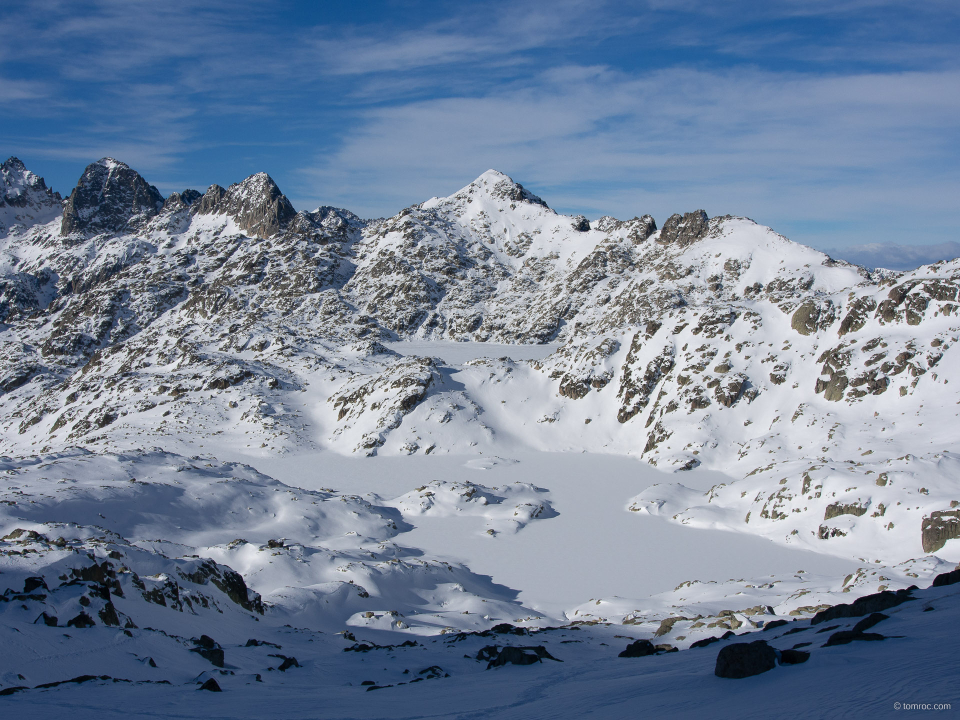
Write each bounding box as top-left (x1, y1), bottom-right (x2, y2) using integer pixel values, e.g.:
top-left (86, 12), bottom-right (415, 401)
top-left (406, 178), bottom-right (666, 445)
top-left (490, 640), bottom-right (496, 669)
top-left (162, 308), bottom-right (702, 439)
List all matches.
top-left (194, 172), bottom-right (296, 238)
top-left (61, 157), bottom-right (164, 237)
top-left (0, 157), bottom-right (63, 235)
top-left (455, 169), bottom-right (550, 209)
top-left (656, 209), bottom-right (710, 248)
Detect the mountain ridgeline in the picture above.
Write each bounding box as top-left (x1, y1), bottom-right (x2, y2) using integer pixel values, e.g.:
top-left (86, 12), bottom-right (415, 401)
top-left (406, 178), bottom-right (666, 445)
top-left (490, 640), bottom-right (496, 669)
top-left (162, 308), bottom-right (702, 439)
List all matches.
top-left (1, 155), bottom-right (959, 564)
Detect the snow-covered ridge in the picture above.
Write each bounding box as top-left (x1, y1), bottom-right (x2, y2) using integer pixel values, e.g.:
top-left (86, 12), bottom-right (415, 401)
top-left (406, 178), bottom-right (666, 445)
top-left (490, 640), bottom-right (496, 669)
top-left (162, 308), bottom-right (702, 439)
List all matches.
top-left (0, 156), bottom-right (959, 710)
top-left (0, 156), bottom-right (957, 564)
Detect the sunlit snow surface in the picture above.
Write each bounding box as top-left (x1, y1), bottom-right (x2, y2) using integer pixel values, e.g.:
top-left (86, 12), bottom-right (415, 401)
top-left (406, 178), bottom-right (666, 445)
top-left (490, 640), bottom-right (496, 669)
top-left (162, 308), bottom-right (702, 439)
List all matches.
top-left (254, 451), bottom-right (857, 614)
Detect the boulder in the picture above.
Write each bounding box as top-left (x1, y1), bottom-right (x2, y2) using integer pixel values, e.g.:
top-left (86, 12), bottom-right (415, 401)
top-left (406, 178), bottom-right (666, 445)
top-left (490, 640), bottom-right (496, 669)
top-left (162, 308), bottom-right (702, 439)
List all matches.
top-left (618, 639), bottom-right (657, 658)
top-left (714, 640), bottom-right (777, 679)
top-left (191, 636), bottom-right (225, 667)
top-left (198, 678), bottom-right (222, 692)
top-left (269, 654), bottom-right (300, 671)
top-left (778, 649), bottom-right (810, 665)
top-left (484, 645), bottom-right (561, 669)
top-left (851, 613), bottom-right (889, 634)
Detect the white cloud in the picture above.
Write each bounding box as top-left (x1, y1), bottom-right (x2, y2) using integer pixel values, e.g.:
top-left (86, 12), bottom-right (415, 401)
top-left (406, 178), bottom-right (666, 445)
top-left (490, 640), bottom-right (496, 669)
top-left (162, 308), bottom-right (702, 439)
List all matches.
top-left (295, 65), bottom-right (960, 249)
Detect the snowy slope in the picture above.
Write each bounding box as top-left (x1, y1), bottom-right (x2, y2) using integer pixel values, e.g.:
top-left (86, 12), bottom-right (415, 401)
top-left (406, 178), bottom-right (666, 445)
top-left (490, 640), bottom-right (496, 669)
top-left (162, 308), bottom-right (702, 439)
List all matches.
top-left (0, 156), bottom-right (958, 713)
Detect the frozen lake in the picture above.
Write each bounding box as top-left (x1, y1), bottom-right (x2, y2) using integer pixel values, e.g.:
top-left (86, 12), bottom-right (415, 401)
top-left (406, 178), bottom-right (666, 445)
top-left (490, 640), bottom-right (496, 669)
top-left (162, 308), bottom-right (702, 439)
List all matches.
top-left (245, 450), bottom-right (858, 616)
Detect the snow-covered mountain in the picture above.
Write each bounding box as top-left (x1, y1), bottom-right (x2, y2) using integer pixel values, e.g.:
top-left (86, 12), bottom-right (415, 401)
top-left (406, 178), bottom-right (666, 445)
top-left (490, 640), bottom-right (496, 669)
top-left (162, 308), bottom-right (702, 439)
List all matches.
top-left (1, 156), bottom-right (958, 713)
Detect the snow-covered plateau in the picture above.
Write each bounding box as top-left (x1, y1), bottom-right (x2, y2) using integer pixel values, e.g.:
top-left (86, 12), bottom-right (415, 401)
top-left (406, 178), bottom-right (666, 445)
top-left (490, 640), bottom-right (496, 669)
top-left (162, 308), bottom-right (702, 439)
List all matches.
top-left (0, 156), bottom-right (958, 717)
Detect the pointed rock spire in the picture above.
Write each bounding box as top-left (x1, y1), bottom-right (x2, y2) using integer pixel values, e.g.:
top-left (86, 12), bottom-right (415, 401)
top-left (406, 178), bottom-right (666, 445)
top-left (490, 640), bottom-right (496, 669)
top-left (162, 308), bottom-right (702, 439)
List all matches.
top-left (61, 158), bottom-right (164, 236)
top-left (194, 172), bottom-right (296, 238)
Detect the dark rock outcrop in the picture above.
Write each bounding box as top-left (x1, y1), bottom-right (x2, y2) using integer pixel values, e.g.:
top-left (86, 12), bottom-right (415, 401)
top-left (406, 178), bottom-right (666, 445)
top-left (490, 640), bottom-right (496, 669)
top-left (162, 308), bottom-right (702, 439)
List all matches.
top-left (481, 645), bottom-right (561, 669)
top-left (922, 510), bottom-right (960, 553)
top-left (618, 639), bottom-right (657, 657)
top-left (269, 654), bottom-right (300, 671)
top-left (715, 640), bottom-right (778, 678)
top-left (657, 210), bottom-right (709, 248)
top-left (762, 619), bottom-right (789, 632)
top-left (191, 635), bottom-right (225, 667)
top-left (811, 589), bottom-right (914, 625)
top-left (930, 566), bottom-right (960, 587)
top-left (61, 158), bottom-right (164, 236)
top-left (778, 649), bottom-right (810, 664)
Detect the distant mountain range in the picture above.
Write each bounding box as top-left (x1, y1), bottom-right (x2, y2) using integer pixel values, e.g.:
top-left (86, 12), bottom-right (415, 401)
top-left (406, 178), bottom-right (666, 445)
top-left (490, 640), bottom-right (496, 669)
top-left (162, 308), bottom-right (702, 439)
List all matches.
top-left (2, 155), bottom-right (959, 565)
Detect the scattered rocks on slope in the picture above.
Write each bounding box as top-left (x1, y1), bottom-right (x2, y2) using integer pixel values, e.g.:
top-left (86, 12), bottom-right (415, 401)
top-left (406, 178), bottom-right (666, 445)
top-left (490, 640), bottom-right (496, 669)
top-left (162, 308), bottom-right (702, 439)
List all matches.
top-left (191, 635), bottom-right (225, 667)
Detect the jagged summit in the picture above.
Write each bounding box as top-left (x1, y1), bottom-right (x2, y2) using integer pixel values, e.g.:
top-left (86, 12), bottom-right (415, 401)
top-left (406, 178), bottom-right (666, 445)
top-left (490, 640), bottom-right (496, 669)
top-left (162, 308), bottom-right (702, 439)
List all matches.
top-left (0, 157), bottom-right (63, 235)
top-left (61, 157), bottom-right (164, 237)
top-left (162, 188), bottom-right (202, 213)
top-left (194, 171), bottom-right (296, 238)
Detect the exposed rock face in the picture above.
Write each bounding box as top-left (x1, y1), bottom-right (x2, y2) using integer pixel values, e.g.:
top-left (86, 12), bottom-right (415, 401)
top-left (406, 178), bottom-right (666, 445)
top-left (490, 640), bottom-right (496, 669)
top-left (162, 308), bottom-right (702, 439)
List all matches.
top-left (922, 510), bottom-right (960, 553)
top-left (194, 172), bottom-right (296, 238)
top-left (0, 157), bottom-right (63, 234)
top-left (824, 502), bottom-right (869, 521)
top-left (61, 158), bottom-right (164, 236)
top-left (657, 210), bottom-right (709, 248)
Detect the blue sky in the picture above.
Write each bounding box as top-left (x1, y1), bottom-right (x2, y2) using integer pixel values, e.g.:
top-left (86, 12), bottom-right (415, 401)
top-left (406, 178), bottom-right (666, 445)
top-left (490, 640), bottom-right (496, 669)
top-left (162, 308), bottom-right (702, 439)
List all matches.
top-left (2, 0), bottom-right (958, 267)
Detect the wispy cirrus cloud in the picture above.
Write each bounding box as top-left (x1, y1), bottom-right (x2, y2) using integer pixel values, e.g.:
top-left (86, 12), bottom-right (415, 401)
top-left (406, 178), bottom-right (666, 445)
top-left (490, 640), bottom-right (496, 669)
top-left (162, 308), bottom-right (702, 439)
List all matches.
top-left (0, 0), bottom-right (958, 252)
top-left (296, 65), bottom-right (960, 250)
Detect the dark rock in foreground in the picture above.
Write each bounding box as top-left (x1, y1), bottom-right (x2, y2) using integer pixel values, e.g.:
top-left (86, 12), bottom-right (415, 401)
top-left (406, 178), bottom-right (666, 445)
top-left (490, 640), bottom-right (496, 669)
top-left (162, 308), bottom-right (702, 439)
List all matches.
top-left (715, 640), bottom-right (777, 679)
top-left (618, 639), bottom-right (657, 657)
top-left (481, 645), bottom-right (561, 669)
top-left (811, 588), bottom-right (914, 625)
